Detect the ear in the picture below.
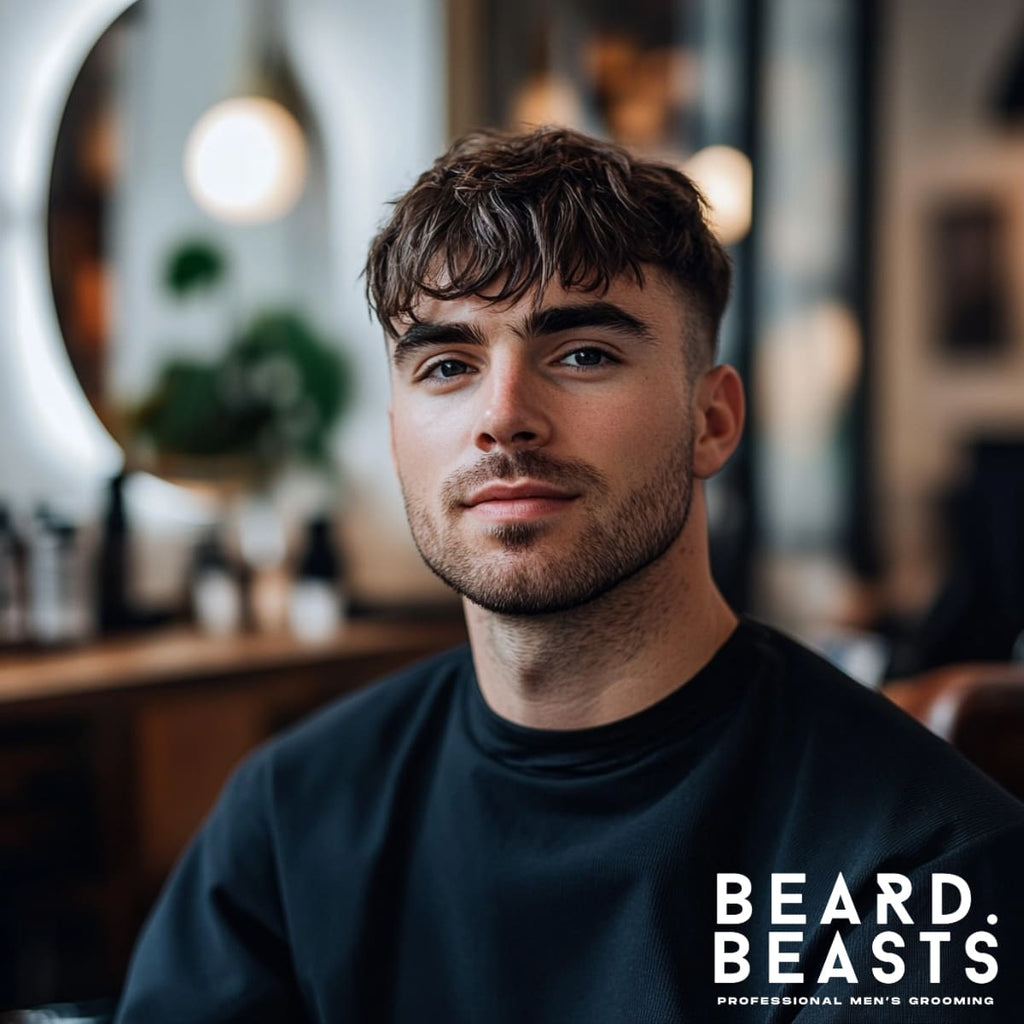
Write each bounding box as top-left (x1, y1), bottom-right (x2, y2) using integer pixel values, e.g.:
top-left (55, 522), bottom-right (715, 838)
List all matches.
top-left (692, 364), bottom-right (745, 479)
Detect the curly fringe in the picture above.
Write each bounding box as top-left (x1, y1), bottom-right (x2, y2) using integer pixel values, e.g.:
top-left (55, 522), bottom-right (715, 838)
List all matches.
top-left (364, 127), bottom-right (731, 360)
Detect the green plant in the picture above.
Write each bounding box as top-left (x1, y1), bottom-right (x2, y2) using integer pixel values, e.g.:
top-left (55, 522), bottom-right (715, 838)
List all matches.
top-left (134, 309), bottom-right (351, 476)
top-left (163, 239), bottom-right (226, 296)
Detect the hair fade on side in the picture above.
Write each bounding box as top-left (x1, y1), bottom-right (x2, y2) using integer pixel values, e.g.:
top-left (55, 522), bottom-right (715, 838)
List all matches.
top-left (364, 127), bottom-right (732, 362)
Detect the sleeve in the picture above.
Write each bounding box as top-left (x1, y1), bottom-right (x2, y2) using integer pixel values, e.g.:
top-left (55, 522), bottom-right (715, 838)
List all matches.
top-left (114, 755), bottom-right (308, 1024)
top-left (788, 821), bottom-right (1024, 1023)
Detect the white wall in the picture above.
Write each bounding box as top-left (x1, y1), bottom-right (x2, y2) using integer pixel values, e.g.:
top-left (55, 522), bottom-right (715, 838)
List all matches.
top-left (285, 0), bottom-right (454, 601)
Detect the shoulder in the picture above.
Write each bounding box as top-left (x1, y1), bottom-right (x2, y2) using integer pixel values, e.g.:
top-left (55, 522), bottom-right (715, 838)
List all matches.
top-left (741, 615), bottom-right (984, 759)
top-left (255, 642), bottom-right (470, 769)
top-left (228, 643), bottom-right (472, 829)
top-left (735, 618), bottom-right (1024, 847)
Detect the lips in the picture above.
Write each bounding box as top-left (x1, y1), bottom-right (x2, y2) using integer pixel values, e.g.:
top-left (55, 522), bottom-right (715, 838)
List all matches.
top-left (464, 480), bottom-right (577, 507)
top-left (462, 480), bottom-right (579, 522)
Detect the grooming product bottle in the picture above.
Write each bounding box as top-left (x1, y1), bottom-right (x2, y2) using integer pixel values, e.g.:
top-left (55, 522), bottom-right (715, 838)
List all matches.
top-left (288, 516), bottom-right (345, 641)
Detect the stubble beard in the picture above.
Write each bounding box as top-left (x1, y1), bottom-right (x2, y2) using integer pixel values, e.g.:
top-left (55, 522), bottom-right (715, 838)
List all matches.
top-left (401, 430), bottom-right (695, 616)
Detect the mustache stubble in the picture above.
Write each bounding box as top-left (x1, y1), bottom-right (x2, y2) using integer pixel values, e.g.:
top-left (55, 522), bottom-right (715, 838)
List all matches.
top-left (440, 449), bottom-right (609, 514)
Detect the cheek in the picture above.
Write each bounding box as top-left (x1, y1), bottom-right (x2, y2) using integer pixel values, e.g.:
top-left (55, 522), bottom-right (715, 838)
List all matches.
top-left (391, 418), bottom-right (424, 483)
top-left (391, 402), bottom-right (452, 496)
top-left (588, 383), bottom-right (689, 457)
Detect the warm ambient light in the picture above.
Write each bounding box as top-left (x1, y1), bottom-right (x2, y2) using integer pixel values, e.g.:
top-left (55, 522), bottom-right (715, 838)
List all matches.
top-left (184, 97), bottom-right (307, 225)
top-left (683, 145), bottom-right (753, 246)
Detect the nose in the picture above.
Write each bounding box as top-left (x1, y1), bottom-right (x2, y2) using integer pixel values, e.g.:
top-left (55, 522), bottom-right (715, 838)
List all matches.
top-left (474, 356), bottom-right (553, 453)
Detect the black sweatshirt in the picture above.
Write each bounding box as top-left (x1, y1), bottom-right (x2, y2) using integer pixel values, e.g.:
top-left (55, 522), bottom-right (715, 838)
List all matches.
top-left (115, 619), bottom-right (1024, 1022)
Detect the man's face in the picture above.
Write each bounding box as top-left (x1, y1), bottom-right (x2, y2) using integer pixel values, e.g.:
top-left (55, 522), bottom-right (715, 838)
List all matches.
top-left (388, 271), bottom-right (700, 616)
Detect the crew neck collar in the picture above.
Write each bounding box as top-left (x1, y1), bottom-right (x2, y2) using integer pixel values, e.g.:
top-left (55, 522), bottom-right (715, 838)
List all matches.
top-left (459, 618), bottom-right (761, 775)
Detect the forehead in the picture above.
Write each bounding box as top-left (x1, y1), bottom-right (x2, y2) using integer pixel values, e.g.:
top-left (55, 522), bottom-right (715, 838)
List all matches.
top-left (389, 268), bottom-right (688, 340)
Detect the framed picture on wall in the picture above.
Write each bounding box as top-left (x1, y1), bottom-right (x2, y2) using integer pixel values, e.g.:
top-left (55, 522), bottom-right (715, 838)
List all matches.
top-left (928, 196), bottom-right (1012, 359)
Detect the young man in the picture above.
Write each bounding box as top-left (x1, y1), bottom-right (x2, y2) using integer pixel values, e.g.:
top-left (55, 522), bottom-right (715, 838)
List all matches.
top-left (115, 129), bottom-right (1024, 1022)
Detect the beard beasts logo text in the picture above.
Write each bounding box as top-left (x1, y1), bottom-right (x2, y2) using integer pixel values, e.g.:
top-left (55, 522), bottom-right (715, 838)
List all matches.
top-left (714, 873), bottom-right (999, 987)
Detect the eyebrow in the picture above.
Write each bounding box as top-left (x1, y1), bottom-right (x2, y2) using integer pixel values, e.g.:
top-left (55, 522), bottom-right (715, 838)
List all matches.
top-left (390, 300), bottom-right (654, 367)
top-left (391, 321), bottom-right (487, 366)
top-left (521, 302), bottom-right (656, 342)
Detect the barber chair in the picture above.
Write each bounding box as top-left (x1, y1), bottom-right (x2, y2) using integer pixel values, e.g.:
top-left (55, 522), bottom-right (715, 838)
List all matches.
top-left (885, 663), bottom-right (1024, 801)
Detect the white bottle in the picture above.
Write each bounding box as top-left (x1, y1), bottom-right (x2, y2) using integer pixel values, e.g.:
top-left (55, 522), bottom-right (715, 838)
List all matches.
top-left (288, 517), bottom-right (345, 642)
top-left (191, 531), bottom-right (242, 636)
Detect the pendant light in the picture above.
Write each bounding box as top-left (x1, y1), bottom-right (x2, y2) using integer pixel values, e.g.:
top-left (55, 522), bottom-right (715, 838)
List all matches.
top-left (184, 0), bottom-right (309, 225)
top-left (683, 145), bottom-right (753, 247)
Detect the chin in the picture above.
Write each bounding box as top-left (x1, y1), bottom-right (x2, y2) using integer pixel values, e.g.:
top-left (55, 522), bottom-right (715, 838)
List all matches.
top-left (462, 587), bottom-right (602, 618)
top-left (451, 557), bottom-right (624, 617)
top-left (480, 520), bottom-right (552, 549)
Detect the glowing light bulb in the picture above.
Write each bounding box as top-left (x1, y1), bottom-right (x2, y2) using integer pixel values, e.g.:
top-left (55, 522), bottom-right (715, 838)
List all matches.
top-left (184, 97), bottom-right (307, 224)
top-left (683, 145), bottom-right (753, 246)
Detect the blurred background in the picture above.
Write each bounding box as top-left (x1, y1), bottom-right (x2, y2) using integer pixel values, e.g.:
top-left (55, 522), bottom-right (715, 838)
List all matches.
top-left (1, 0), bottom-right (1024, 1012)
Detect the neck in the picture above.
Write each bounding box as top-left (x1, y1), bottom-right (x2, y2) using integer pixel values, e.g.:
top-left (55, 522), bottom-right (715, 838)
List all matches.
top-left (464, 500), bottom-right (737, 730)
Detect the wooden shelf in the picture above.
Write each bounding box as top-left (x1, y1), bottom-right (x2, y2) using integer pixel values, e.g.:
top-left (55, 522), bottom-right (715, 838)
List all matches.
top-left (0, 617), bottom-right (468, 710)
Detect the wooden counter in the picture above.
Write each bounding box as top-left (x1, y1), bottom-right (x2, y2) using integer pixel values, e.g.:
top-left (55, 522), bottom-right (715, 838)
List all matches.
top-left (0, 618), bottom-right (468, 710)
top-left (0, 616), bottom-right (467, 1011)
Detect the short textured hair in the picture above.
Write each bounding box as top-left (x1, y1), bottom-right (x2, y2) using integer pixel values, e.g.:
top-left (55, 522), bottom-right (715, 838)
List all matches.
top-left (365, 127), bottom-right (732, 362)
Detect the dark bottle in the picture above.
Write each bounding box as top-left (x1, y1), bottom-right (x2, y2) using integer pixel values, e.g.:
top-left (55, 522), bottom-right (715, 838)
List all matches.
top-left (98, 472), bottom-right (131, 633)
top-left (0, 503), bottom-right (26, 646)
top-left (298, 517), bottom-right (339, 581)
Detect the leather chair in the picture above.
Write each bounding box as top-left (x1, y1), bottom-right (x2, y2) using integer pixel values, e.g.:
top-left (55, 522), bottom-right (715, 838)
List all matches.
top-left (885, 664), bottom-right (1024, 801)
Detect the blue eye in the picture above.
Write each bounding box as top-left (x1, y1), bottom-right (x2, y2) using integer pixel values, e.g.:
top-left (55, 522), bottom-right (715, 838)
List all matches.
top-left (561, 348), bottom-right (611, 368)
top-left (429, 359), bottom-right (470, 378)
